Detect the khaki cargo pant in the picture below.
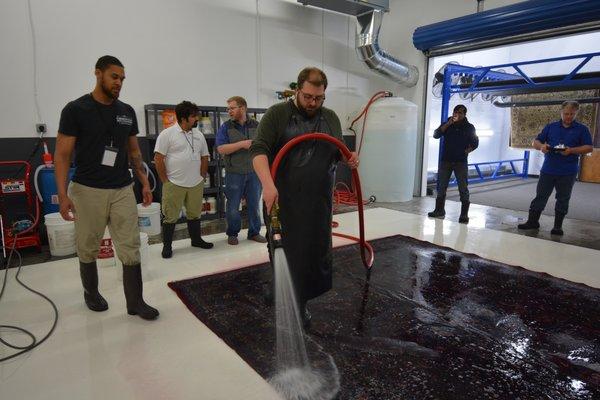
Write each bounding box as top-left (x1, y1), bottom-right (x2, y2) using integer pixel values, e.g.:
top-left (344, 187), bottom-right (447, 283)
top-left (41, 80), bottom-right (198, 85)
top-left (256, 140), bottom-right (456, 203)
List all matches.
top-left (69, 182), bottom-right (140, 265)
top-left (161, 181), bottom-right (204, 224)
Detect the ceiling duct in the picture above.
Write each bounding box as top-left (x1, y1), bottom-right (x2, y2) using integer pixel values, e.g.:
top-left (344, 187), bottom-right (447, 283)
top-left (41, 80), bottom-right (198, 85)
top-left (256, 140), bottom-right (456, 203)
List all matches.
top-left (297, 0), bottom-right (419, 87)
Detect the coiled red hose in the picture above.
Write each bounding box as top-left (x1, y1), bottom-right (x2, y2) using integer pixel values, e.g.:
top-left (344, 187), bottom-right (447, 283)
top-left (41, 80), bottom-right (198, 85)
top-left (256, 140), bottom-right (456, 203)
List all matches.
top-left (270, 133), bottom-right (374, 270)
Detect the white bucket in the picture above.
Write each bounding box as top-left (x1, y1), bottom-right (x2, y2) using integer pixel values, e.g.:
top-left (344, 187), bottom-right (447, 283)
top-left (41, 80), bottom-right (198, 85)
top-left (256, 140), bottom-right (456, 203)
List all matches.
top-left (116, 232), bottom-right (150, 282)
top-left (44, 212), bottom-right (76, 257)
top-left (137, 202), bottom-right (161, 236)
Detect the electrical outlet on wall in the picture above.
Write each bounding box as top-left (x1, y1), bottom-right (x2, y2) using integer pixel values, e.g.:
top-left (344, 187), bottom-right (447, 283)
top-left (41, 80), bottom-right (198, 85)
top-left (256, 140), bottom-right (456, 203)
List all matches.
top-left (36, 123), bottom-right (47, 136)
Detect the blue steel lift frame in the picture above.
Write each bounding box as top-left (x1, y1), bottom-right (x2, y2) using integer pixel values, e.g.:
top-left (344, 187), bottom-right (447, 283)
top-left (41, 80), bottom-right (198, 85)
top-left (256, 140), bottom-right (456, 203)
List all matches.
top-left (437, 51), bottom-right (600, 188)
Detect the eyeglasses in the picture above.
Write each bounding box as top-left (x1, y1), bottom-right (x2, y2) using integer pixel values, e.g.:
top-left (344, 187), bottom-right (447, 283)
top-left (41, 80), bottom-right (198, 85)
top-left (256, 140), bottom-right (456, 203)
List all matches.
top-left (226, 106), bottom-right (242, 112)
top-left (298, 90), bottom-right (325, 103)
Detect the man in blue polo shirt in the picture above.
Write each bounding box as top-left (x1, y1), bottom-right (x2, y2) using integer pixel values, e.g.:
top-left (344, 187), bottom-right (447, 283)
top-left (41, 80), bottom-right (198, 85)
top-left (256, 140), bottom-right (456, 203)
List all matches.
top-left (216, 96), bottom-right (267, 245)
top-left (518, 101), bottom-right (593, 235)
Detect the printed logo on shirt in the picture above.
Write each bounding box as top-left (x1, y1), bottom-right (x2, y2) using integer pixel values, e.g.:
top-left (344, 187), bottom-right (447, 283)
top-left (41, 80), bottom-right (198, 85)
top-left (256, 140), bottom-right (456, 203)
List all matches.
top-left (116, 115), bottom-right (133, 126)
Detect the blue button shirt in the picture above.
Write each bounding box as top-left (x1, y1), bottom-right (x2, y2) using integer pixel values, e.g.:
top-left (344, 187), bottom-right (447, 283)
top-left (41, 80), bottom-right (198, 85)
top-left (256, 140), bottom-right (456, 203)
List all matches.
top-left (536, 120), bottom-right (592, 176)
top-left (216, 117), bottom-right (258, 147)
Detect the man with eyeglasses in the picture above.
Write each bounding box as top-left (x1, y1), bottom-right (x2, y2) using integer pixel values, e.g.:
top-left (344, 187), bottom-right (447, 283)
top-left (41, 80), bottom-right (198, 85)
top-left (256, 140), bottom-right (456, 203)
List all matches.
top-left (251, 67), bottom-right (359, 328)
top-left (518, 101), bottom-right (592, 236)
top-left (216, 96), bottom-right (266, 245)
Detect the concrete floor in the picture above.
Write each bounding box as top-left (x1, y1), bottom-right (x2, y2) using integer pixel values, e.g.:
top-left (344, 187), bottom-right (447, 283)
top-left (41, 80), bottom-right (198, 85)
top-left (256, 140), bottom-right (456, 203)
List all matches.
top-left (382, 196), bottom-right (600, 251)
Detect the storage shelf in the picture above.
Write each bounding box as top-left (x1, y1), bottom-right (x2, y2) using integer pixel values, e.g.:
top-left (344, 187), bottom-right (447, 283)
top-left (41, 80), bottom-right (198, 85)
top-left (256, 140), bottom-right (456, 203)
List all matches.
top-left (144, 103), bottom-right (267, 220)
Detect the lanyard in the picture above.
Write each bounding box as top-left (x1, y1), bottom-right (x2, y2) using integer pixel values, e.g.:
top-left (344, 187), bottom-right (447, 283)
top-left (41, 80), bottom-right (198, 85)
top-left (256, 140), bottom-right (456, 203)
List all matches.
top-left (183, 130), bottom-right (194, 152)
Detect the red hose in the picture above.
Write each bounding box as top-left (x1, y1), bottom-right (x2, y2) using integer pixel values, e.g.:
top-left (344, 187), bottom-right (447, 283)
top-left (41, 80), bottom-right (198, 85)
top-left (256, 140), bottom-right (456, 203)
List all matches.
top-left (270, 133), bottom-right (374, 269)
top-left (349, 91), bottom-right (391, 156)
top-left (335, 91), bottom-right (390, 208)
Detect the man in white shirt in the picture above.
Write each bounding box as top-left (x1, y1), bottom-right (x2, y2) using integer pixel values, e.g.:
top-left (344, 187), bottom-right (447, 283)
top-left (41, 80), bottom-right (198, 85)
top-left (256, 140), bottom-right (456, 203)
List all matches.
top-left (154, 101), bottom-right (213, 258)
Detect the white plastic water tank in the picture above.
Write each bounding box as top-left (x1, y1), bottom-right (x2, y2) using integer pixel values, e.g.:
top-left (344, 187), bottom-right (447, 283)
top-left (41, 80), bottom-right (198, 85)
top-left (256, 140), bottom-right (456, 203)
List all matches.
top-left (357, 97), bottom-right (418, 202)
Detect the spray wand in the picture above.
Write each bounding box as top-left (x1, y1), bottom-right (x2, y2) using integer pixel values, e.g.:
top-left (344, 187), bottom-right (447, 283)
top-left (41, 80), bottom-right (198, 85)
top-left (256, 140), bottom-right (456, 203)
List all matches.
top-left (269, 202), bottom-right (284, 249)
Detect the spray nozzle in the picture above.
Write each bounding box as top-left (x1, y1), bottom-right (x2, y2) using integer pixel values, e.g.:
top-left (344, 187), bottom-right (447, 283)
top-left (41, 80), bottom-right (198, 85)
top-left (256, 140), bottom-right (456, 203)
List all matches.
top-left (270, 202), bottom-right (281, 229)
top-left (269, 203), bottom-right (283, 249)
top-left (42, 141), bottom-right (53, 167)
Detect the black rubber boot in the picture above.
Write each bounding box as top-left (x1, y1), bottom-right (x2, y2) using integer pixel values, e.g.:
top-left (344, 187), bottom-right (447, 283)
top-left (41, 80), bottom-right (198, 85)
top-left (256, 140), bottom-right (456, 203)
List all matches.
top-left (79, 261), bottom-right (108, 312)
top-left (458, 201), bottom-right (470, 224)
top-left (187, 219), bottom-right (213, 249)
top-left (123, 264), bottom-right (159, 320)
top-left (518, 210), bottom-right (542, 230)
top-left (551, 213), bottom-right (565, 236)
top-left (161, 223), bottom-right (176, 258)
top-left (428, 197), bottom-right (446, 218)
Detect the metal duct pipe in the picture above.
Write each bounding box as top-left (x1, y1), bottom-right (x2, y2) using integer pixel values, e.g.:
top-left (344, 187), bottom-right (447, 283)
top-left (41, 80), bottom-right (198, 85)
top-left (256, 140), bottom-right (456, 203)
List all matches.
top-left (356, 10), bottom-right (419, 87)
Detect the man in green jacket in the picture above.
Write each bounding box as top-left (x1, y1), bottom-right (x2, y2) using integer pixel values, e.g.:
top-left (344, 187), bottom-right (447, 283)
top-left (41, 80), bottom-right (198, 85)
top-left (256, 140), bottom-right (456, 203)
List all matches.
top-left (251, 67), bottom-right (359, 328)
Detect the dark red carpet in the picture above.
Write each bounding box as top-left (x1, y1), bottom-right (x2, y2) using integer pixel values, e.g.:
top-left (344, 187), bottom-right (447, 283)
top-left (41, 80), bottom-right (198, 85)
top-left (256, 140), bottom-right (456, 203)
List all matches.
top-left (168, 235), bottom-right (600, 399)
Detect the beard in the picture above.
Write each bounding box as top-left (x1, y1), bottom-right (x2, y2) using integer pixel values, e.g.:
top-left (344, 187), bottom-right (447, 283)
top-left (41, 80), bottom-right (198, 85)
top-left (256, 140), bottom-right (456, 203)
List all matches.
top-left (101, 79), bottom-right (120, 100)
top-left (296, 100), bottom-right (319, 117)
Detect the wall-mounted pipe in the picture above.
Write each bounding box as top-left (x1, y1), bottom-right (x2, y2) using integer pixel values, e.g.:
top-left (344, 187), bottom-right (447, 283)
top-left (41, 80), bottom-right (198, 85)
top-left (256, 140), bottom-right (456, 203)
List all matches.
top-left (477, 0), bottom-right (485, 13)
top-left (356, 10), bottom-right (419, 87)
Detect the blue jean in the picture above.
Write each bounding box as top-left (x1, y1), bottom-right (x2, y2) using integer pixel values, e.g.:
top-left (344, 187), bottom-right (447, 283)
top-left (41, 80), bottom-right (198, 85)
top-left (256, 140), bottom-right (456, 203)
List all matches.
top-left (437, 161), bottom-right (469, 203)
top-left (530, 173), bottom-right (576, 216)
top-left (225, 172), bottom-right (262, 238)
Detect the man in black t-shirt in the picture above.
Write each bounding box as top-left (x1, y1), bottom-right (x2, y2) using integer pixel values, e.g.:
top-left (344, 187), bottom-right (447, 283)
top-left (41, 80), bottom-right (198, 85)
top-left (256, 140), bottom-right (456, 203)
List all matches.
top-left (55, 55), bottom-right (158, 320)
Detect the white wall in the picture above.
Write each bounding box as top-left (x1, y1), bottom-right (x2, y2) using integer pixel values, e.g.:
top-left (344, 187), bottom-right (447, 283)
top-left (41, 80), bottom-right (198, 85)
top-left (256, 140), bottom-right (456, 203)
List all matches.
top-left (0, 0), bottom-right (529, 140)
top-left (0, 0), bottom-right (386, 138)
top-left (13, 0), bottom-right (581, 194)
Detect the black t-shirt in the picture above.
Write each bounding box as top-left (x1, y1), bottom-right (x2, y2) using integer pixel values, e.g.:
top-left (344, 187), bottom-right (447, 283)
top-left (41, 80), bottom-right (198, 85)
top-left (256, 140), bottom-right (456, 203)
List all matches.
top-left (58, 94), bottom-right (139, 188)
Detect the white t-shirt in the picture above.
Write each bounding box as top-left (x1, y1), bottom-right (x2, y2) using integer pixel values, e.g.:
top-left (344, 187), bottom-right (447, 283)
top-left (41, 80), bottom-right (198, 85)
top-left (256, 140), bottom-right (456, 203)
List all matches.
top-left (154, 123), bottom-right (210, 188)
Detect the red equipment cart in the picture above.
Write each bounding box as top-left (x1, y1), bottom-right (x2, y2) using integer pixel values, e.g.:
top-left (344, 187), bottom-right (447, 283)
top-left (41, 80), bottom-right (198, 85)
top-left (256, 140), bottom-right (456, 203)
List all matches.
top-left (0, 161), bottom-right (42, 252)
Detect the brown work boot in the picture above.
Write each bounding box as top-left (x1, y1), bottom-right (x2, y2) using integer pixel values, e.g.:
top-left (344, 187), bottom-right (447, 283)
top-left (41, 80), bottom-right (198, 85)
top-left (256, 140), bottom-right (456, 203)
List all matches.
top-left (248, 234), bottom-right (267, 243)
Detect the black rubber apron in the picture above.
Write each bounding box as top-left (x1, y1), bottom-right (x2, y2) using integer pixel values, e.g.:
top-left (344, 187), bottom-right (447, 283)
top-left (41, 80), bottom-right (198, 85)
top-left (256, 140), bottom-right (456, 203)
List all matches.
top-left (273, 103), bottom-right (340, 304)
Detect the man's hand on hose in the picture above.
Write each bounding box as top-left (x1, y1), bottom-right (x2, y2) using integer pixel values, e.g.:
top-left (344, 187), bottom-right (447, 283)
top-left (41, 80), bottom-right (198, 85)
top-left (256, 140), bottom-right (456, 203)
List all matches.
top-left (263, 183), bottom-right (279, 215)
top-left (344, 151), bottom-right (359, 169)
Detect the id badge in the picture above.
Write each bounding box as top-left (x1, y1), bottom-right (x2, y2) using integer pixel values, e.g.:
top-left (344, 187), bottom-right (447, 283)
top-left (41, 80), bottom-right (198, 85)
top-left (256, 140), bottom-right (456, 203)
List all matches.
top-left (101, 146), bottom-right (118, 167)
top-left (191, 152), bottom-right (200, 161)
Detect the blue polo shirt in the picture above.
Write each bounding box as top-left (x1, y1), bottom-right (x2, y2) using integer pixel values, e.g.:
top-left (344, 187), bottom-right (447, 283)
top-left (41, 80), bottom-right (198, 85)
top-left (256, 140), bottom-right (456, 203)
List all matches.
top-left (536, 120), bottom-right (592, 176)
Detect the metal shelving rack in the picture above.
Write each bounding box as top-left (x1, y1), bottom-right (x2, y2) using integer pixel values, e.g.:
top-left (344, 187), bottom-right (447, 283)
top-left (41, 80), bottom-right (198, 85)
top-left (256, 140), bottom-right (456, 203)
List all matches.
top-left (143, 104), bottom-right (267, 221)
